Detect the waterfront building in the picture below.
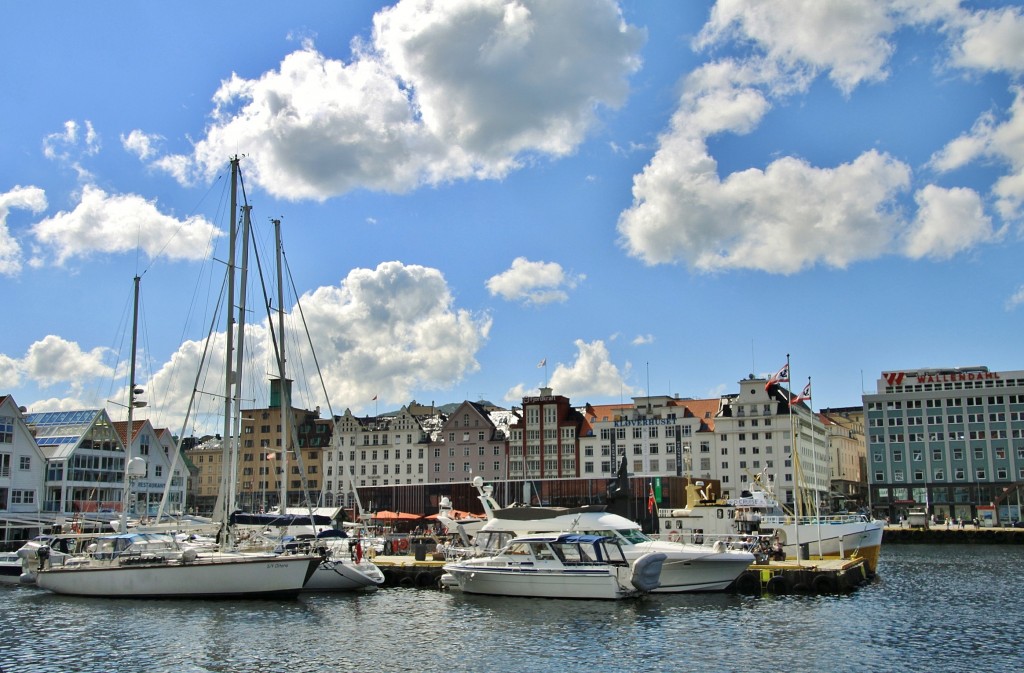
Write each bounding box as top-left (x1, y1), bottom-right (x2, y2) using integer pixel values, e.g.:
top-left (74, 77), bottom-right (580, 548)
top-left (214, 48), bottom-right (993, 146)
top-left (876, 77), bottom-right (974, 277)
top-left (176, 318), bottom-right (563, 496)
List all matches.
top-left (864, 366), bottom-right (1024, 523)
top-left (713, 376), bottom-right (831, 507)
top-left (507, 388), bottom-right (583, 480)
top-left (819, 406), bottom-right (868, 507)
top-left (579, 396), bottom-right (707, 480)
top-left (23, 408), bottom-right (126, 516)
top-left (429, 401), bottom-right (508, 483)
top-left (0, 395), bottom-right (48, 542)
top-left (328, 404), bottom-right (433, 506)
top-left (112, 419), bottom-right (188, 517)
top-left (185, 435), bottom-right (225, 515)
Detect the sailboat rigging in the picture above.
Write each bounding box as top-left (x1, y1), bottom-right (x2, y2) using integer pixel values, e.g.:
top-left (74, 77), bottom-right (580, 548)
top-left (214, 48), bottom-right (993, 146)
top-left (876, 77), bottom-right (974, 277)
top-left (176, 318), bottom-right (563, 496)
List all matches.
top-left (31, 157), bottom-right (320, 598)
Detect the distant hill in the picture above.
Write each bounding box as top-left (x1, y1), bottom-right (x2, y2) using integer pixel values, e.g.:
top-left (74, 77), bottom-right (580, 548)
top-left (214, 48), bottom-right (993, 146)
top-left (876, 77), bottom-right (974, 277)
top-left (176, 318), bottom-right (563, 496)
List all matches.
top-left (380, 400), bottom-right (502, 417)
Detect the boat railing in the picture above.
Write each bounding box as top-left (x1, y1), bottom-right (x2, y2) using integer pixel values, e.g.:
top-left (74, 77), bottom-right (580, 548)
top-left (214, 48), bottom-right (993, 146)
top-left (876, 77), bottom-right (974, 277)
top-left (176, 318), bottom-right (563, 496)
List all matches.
top-left (761, 514), bottom-right (870, 526)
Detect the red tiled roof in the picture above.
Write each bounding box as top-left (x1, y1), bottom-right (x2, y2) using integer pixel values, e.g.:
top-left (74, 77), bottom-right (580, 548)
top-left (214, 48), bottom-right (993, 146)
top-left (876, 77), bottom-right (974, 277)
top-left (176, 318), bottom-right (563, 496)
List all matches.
top-left (112, 419), bottom-right (147, 445)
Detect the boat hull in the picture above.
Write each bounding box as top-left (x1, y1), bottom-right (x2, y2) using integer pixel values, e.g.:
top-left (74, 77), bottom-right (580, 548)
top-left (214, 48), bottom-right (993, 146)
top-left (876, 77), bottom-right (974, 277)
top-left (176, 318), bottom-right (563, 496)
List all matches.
top-left (302, 559), bottom-right (384, 592)
top-left (629, 546), bottom-right (754, 592)
top-left (444, 565), bottom-right (632, 600)
top-left (35, 554), bottom-right (320, 599)
top-left (766, 520), bottom-right (884, 573)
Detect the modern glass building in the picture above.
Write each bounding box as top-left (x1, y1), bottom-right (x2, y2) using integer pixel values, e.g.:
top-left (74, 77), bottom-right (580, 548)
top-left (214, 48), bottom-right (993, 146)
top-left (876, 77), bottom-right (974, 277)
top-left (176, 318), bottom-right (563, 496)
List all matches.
top-left (864, 366), bottom-right (1024, 524)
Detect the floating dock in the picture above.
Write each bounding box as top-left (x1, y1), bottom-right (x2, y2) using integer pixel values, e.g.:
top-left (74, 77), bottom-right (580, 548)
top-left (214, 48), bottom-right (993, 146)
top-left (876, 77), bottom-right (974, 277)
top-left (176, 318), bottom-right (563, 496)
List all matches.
top-left (730, 557), bottom-right (872, 595)
top-left (369, 551), bottom-right (872, 595)
top-left (370, 553), bottom-right (448, 588)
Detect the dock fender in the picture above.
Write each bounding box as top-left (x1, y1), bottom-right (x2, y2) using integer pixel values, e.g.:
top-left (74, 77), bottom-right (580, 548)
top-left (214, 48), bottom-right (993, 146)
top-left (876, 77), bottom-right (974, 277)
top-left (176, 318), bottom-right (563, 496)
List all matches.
top-left (631, 552), bottom-right (668, 592)
top-left (733, 572), bottom-right (759, 595)
top-left (415, 571), bottom-right (435, 588)
top-left (812, 574), bottom-right (837, 594)
top-left (765, 576), bottom-right (788, 595)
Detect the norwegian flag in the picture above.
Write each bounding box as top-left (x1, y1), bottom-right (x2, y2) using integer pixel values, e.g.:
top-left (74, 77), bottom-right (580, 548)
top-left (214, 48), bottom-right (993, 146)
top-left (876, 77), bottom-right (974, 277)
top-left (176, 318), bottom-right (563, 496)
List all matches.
top-left (764, 363), bottom-right (790, 391)
top-left (647, 483), bottom-right (657, 514)
top-left (791, 380), bottom-right (812, 405)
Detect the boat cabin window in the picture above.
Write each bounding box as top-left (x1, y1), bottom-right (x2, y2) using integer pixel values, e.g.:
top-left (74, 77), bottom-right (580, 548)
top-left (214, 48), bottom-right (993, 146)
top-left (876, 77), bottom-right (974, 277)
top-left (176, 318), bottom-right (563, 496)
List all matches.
top-left (530, 543), bottom-right (555, 560)
top-left (505, 542), bottom-right (531, 556)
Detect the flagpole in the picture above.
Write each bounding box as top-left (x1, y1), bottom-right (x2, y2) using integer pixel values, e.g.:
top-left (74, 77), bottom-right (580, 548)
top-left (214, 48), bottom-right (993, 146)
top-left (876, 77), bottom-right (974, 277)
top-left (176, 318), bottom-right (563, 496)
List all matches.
top-left (787, 353), bottom-right (802, 566)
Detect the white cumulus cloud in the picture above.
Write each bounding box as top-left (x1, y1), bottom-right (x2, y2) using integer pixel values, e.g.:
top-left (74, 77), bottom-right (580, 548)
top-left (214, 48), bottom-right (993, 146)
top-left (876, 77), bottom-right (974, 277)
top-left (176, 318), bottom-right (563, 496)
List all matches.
top-left (142, 261), bottom-right (493, 432)
top-left (486, 257), bottom-right (584, 304)
top-left (30, 185), bottom-right (222, 267)
top-left (0, 185), bottom-right (48, 276)
top-left (903, 185), bottom-right (997, 260)
top-left (505, 339), bottom-right (632, 402)
top-left (141, 0), bottom-right (644, 201)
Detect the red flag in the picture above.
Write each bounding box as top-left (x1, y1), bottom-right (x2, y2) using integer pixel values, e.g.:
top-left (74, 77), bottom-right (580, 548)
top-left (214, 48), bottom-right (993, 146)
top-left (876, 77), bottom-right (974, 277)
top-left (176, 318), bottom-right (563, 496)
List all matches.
top-left (765, 363), bottom-right (789, 391)
top-left (791, 380), bottom-right (812, 405)
top-left (647, 484), bottom-right (657, 514)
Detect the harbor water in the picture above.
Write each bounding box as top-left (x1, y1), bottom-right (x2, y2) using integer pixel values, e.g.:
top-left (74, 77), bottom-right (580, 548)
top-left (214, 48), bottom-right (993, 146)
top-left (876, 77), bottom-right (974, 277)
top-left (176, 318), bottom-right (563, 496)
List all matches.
top-left (2, 544), bottom-right (1021, 673)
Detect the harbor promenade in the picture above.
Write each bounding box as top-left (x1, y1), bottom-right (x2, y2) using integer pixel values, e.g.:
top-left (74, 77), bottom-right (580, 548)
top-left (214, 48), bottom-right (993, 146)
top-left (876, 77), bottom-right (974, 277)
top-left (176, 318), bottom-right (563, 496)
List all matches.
top-left (883, 522), bottom-right (1024, 544)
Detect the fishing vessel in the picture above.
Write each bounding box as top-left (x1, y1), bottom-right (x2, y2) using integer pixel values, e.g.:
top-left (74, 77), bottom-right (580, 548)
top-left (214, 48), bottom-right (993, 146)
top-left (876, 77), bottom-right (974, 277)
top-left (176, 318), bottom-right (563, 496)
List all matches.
top-left (658, 477), bottom-right (884, 573)
top-left (442, 533), bottom-right (666, 599)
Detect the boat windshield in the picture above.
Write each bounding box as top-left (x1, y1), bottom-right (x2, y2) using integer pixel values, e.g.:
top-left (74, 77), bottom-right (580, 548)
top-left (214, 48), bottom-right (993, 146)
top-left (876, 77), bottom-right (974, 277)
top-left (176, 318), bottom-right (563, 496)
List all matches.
top-left (617, 528), bottom-right (652, 544)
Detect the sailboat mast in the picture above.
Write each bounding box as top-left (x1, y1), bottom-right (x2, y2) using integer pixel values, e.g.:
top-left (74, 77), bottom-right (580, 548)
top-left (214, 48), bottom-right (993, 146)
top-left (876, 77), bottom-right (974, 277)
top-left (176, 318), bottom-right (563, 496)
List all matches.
top-left (117, 274), bottom-right (141, 534)
top-left (220, 157), bottom-right (239, 527)
top-left (274, 218), bottom-right (289, 513)
top-left (231, 203), bottom-right (252, 512)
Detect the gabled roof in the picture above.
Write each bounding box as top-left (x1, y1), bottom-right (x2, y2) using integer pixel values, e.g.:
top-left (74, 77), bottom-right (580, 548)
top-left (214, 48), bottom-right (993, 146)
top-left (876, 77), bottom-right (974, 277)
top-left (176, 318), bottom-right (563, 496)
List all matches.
top-left (23, 409), bottom-right (114, 460)
top-left (113, 419), bottom-right (148, 446)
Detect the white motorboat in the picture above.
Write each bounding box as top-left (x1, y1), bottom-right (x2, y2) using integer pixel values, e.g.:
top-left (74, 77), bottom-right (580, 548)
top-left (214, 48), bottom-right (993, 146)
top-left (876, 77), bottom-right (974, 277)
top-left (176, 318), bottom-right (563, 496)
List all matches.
top-left (442, 533), bottom-right (666, 600)
top-left (266, 528), bottom-right (384, 592)
top-left (0, 551), bottom-right (23, 584)
top-left (452, 478), bottom-right (754, 593)
top-left (658, 478), bottom-right (884, 573)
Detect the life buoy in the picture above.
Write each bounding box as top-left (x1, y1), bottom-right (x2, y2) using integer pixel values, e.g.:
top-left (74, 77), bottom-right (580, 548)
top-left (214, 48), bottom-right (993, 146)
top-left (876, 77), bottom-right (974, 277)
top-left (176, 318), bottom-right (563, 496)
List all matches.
top-left (667, 531), bottom-right (680, 543)
top-left (397, 538), bottom-right (409, 552)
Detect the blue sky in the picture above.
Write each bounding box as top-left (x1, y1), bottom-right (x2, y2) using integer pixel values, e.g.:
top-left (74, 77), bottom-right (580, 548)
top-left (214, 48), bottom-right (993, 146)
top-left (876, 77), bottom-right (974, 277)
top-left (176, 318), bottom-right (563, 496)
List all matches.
top-left (1, 1), bottom-right (1022, 435)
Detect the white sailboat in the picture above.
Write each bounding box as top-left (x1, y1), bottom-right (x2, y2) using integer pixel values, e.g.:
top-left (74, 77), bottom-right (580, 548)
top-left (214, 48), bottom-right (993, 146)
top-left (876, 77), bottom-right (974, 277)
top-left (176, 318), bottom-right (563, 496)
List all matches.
top-left (33, 158), bottom-right (320, 598)
top-left (238, 217), bottom-right (383, 592)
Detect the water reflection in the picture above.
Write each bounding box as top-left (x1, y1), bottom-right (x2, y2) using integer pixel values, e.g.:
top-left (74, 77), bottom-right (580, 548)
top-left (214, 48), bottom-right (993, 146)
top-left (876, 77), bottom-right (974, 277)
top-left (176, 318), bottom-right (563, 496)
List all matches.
top-left (3, 545), bottom-right (1022, 673)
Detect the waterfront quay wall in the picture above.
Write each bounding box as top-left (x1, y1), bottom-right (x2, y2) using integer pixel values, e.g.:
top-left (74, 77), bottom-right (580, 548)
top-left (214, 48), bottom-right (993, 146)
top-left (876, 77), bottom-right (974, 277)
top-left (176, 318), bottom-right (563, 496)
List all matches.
top-left (883, 525), bottom-right (1024, 544)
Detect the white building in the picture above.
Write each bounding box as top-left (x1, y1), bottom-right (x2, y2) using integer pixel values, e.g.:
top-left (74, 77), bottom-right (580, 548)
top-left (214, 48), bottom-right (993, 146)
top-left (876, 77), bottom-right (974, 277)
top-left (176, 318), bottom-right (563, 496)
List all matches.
top-left (715, 376), bottom-right (831, 508)
top-left (114, 419), bottom-right (188, 517)
top-left (0, 395), bottom-right (48, 540)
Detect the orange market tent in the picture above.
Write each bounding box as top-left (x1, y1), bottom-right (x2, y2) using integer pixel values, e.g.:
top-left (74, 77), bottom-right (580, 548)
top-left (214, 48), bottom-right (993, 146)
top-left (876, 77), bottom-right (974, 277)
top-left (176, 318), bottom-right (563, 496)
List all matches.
top-left (371, 510), bottom-right (422, 521)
